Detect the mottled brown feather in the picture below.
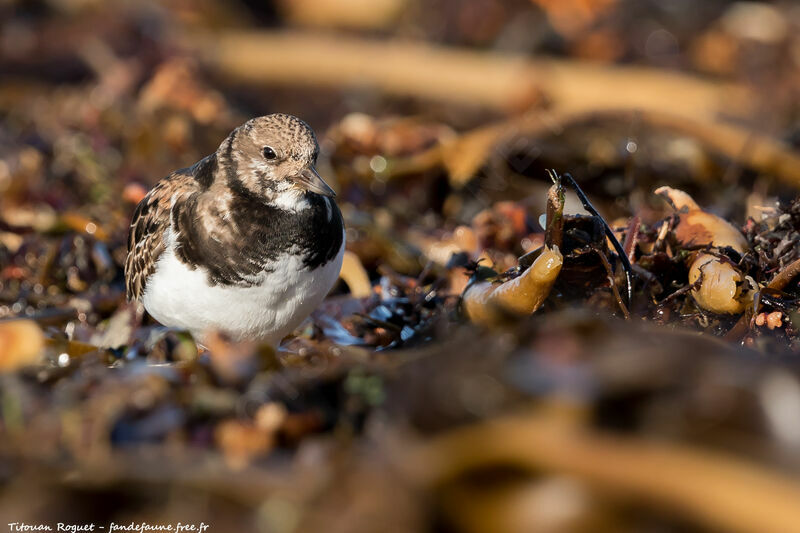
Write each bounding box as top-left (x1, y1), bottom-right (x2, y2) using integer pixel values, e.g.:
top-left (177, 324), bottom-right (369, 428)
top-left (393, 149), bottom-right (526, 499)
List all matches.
top-left (125, 171), bottom-right (201, 301)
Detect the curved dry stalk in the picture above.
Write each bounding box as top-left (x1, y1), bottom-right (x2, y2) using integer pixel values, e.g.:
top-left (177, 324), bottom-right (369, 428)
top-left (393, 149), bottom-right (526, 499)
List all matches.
top-left (462, 246), bottom-right (562, 325)
top-left (402, 411), bottom-right (800, 533)
top-left (596, 248), bottom-right (630, 319)
top-left (765, 256), bottom-right (800, 293)
top-left (388, 109), bottom-right (800, 190)
top-left (186, 31), bottom-right (750, 116)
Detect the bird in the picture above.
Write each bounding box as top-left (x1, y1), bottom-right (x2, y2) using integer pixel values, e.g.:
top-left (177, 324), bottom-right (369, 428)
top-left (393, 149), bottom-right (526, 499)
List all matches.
top-left (125, 114), bottom-right (345, 346)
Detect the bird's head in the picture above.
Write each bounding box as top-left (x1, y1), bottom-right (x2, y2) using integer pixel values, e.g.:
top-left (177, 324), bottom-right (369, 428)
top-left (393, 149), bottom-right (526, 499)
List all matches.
top-left (219, 114), bottom-right (335, 202)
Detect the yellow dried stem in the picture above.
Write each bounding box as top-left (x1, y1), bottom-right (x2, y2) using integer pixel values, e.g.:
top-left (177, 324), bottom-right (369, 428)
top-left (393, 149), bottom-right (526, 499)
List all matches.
top-left (463, 246), bottom-right (563, 325)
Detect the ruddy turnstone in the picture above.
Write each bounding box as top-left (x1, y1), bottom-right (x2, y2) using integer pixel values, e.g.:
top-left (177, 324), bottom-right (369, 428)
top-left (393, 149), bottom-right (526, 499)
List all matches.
top-left (125, 114), bottom-right (345, 345)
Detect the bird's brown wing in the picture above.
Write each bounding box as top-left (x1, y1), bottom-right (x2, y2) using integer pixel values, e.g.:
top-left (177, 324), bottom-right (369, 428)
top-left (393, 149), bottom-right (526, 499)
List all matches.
top-left (125, 172), bottom-right (199, 301)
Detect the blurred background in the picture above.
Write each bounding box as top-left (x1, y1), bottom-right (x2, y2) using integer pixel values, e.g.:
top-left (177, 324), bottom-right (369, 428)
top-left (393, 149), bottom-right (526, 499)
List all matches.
top-left (2, 1), bottom-right (800, 532)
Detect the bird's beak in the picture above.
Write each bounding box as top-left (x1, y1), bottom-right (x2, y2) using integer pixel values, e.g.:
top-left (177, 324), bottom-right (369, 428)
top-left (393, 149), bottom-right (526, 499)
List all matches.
top-left (295, 166), bottom-right (336, 197)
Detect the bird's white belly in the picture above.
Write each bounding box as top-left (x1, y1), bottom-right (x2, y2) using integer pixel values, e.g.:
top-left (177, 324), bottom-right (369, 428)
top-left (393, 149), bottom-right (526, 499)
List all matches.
top-left (142, 238), bottom-right (345, 345)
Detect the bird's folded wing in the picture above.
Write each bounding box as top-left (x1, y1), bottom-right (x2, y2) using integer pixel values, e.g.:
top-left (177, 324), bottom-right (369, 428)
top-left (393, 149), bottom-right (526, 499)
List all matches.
top-left (125, 173), bottom-right (199, 301)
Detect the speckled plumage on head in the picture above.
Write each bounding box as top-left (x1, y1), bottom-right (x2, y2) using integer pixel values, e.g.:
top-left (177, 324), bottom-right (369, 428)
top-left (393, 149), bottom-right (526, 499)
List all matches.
top-left (219, 114), bottom-right (320, 198)
top-left (124, 114), bottom-right (345, 345)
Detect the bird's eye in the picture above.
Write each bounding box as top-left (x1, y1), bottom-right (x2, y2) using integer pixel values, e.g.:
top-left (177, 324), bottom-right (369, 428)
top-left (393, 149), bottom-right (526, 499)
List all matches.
top-left (263, 146), bottom-right (277, 160)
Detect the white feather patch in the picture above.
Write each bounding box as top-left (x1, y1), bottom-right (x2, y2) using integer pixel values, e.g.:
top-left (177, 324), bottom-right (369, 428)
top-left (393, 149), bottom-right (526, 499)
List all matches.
top-left (142, 228), bottom-right (344, 345)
